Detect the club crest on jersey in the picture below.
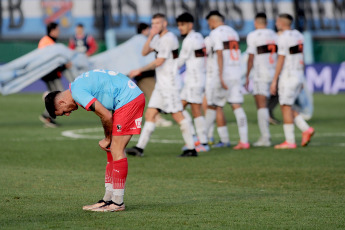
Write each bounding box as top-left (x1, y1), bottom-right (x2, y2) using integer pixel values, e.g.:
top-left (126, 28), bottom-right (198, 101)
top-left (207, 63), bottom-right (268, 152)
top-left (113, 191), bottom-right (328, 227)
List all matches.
top-left (117, 124), bottom-right (122, 132)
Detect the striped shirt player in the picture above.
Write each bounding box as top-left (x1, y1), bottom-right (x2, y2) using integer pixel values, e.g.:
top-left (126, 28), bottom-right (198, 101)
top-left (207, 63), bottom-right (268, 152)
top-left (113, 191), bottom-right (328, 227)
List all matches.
top-left (245, 12), bottom-right (278, 147)
top-left (44, 69), bottom-right (145, 212)
top-left (205, 10), bottom-right (249, 150)
top-left (271, 13), bottom-right (315, 149)
top-left (126, 13), bottom-right (197, 157)
top-left (176, 12), bottom-right (209, 152)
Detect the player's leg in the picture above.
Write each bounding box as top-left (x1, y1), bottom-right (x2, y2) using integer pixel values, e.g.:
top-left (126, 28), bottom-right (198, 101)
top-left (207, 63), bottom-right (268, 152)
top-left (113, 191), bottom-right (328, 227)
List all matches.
top-left (274, 104), bottom-right (297, 149)
top-left (93, 135), bottom-right (132, 212)
top-left (82, 151), bottom-right (112, 210)
top-left (213, 106), bottom-right (231, 148)
top-left (126, 108), bottom-right (158, 156)
top-left (232, 104), bottom-right (250, 150)
top-left (228, 80), bottom-right (249, 150)
top-left (182, 100), bottom-right (198, 144)
top-left (171, 111), bottom-right (197, 157)
top-left (253, 94), bottom-right (271, 146)
top-left (191, 103), bottom-right (209, 152)
top-left (293, 110), bottom-right (315, 147)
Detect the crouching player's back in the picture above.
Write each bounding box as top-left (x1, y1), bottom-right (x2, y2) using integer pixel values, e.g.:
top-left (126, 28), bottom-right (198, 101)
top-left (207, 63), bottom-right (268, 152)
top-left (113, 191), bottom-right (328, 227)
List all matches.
top-left (45, 69), bottom-right (145, 212)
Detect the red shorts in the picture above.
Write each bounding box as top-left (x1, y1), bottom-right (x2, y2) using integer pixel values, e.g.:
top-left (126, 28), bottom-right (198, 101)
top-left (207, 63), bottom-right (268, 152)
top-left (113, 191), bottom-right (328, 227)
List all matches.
top-left (112, 94), bottom-right (145, 136)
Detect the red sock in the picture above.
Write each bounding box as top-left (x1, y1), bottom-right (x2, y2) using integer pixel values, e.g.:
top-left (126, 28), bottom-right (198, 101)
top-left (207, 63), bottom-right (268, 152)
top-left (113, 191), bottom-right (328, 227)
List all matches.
top-left (105, 152), bottom-right (113, 184)
top-left (112, 158), bottom-right (128, 190)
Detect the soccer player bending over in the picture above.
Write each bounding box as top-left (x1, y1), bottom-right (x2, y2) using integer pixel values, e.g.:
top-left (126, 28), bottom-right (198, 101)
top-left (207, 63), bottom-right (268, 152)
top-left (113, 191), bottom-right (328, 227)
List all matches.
top-left (45, 69), bottom-right (145, 212)
top-left (270, 14), bottom-right (315, 149)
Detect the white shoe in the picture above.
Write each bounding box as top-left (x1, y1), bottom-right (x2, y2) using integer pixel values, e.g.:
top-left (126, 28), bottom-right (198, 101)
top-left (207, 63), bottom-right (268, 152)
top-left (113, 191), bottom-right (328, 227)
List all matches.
top-left (253, 137), bottom-right (271, 147)
top-left (155, 117), bottom-right (173, 127)
top-left (91, 201), bottom-right (125, 212)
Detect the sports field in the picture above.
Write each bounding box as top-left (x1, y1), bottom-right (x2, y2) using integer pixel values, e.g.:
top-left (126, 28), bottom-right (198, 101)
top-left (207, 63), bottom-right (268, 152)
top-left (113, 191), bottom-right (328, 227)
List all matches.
top-left (0, 93), bottom-right (344, 229)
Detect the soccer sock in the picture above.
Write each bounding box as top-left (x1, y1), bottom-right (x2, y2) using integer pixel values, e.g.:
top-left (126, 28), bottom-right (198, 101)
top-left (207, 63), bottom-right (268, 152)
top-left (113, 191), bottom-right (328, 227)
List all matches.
top-left (179, 119), bottom-right (195, 150)
top-left (217, 126), bottom-right (230, 144)
top-left (234, 107), bottom-right (249, 143)
top-left (136, 121), bottom-right (155, 149)
top-left (205, 109), bottom-right (217, 139)
top-left (183, 110), bottom-right (196, 136)
top-left (112, 158), bottom-right (128, 205)
top-left (283, 124), bottom-right (295, 144)
top-left (257, 108), bottom-right (270, 140)
top-left (208, 122), bottom-right (215, 139)
top-left (103, 151), bottom-right (113, 201)
top-left (194, 116), bottom-right (207, 144)
top-left (294, 114), bottom-right (310, 132)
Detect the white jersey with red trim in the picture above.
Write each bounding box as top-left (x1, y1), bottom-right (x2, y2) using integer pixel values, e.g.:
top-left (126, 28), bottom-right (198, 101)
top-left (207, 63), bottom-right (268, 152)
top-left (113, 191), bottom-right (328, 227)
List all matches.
top-left (209, 25), bottom-right (241, 80)
top-left (178, 30), bottom-right (206, 88)
top-left (204, 36), bottom-right (218, 85)
top-left (150, 31), bottom-right (180, 90)
top-left (246, 28), bottom-right (278, 82)
top-left (277, 29), bottom-right (304, 74)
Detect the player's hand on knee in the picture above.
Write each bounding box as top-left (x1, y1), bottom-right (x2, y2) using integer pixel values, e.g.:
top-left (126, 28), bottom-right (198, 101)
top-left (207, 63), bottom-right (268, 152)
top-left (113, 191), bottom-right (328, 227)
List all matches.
top-left (99, 138), bottom-right (111, 151)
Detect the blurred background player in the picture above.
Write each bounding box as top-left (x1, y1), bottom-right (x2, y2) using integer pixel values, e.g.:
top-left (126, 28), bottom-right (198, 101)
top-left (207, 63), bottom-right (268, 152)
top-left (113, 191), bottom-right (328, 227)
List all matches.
top-left (44, 69), bottom-right (145, 212)
top-left (270, 14), bottom-right (315, 149)
top-left (205, 10), bottom-right (250, 150)
top-left (245, 12), bottom-right (278, 147)
top-left (68, 23), bottom-right (98, 56)
top-left (126, 13), bottom-right (197, 157)
top-left (176, 12), bottom-right (209, 152)
top-left (131, 22), bottom-right (173, 127)
top-left (38, 22), bottom-right (71, 128)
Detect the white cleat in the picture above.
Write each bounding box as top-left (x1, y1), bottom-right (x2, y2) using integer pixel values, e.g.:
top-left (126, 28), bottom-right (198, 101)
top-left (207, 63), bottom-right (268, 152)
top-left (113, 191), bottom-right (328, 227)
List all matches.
top-left (82, 200), bottom-right (106, 211)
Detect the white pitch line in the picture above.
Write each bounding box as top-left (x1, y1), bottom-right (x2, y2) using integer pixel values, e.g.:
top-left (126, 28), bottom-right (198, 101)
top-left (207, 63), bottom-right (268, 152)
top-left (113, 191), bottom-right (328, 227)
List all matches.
top-left (59, 128), bottom-right (345, 146)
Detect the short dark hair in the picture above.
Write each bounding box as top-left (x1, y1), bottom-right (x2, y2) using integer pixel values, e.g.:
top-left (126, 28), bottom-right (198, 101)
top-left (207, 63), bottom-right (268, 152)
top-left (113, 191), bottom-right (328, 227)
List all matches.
top-left (152, 13), bottom-right (166, 20)
top-left (44, 91), bottom-right (61, 119)
top-left (205, 10), bottom-right (225, 21)
top-left (137, 22), bottom-right (149, 34)
top-left (255, 12), bottom-right (267, 24)
top-left (47, 22), bottom-right (59, 35)
top-left (76, 23), bottom-right (84, 28)
top-left (176, 12), bottom-right (194, 23)
top-left (279, 13), bottom-right (294, 22)
top-left (255, 12), bottom-right (267, 20)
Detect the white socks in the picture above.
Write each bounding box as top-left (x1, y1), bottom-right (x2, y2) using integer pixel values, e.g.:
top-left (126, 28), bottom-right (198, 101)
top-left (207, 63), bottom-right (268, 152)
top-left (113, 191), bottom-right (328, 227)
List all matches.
top-left (112, 189), bottom-right (124, 205)
top-left (257, 108), bottom-right (270, 140)
top-left (294, 114), bottom-right (310, 132)
top-left (205, 109), bottom-right (217, 140)
top-left (217, 126), bottom-right (230, 144)
top-left (180, 119), bottom-right (195, 150)
top-left (283, 124), bottom-right (295, 143)
top-left (194, 116), bottom-right (207, 144)
top-left (103, 183), bottom-right (113, 201)
top-left (234, 107), bottom-right (248, 143)
top-left (182, 110), bottom-right (196, 136)
top-left (136, 121), bottom-right (155, 149)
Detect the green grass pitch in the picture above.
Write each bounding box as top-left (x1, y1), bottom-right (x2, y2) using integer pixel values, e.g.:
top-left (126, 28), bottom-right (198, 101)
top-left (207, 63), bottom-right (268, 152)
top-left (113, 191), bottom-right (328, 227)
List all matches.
top-left (0, 93), bottom-right (344, 229)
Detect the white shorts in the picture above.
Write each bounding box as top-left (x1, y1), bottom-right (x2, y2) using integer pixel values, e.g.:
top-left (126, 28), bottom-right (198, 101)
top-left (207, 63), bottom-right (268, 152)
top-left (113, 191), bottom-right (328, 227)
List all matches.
top-left (180, 86), bottom-right (204, 104)
top-left (148, 87), bottom-right (183, 113)
top-left (206, 78), bottom-right (244, 107)
top-left (252, 80), bottom-right (271, 97)
top-left (278, 73), bottom-right (303, 106)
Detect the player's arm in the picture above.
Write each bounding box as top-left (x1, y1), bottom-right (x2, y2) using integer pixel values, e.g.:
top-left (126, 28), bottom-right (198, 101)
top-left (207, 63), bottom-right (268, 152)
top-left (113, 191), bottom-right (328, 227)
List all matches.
top-left (128, 58), bottom-right (165, 78)
top-left (270, 55), bottom-right (285, 95)
top-left (245, 53), bottom-right (254, 90)
top-left (90, 100), bottom-right (113, 151)
top-left (216, 50), bottom-right (227, 90)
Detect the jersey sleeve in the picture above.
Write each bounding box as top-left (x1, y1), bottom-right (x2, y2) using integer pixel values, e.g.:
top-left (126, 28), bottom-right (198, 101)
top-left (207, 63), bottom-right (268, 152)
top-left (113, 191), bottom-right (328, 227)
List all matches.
top-left (277, 34), bottom-right (288, 56)
top-left (71, 85), bottom-right (97, 111)
top-left (246, 32), bottom-right (256, 54)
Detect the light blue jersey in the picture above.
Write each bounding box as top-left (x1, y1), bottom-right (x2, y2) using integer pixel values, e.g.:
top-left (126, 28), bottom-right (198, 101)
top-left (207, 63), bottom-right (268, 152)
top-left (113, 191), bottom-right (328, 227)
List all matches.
top-left (70, 69), bottom-right (143, 111)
